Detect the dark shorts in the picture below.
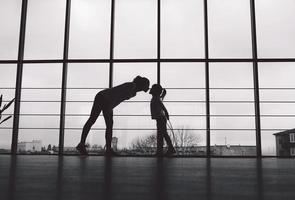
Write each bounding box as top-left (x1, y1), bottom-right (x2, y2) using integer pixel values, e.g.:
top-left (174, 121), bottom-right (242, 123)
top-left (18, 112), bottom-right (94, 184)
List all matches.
top-left (95, 93), bottom-right (111, 110)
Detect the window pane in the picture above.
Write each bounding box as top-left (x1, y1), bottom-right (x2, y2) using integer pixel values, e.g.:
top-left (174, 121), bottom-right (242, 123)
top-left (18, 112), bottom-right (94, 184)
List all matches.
top-left (210, 63), bottom-right (255, 153)
top-left (0, 131), bottom-right (12, 153)
top-left (259, 63), bottom-right (295, 156)
top-left (18, 64), bottom-right (62, 154)
top-left (161, 0), bottom-right (204, 58)
top-left (0, 0), bottom-right (21, 59)
top-left (24, 0), bottom-right (66, 59)
top-left (208, 0), bottom-right (252, 58)
top-left (69, 0), bottom-right (111, 59)
top-left (0, 64), bottom-right (16, 152)
top-left (161, 63), bottom-right (206, 150)
top-left (256, 0), bottom-right (295, 57)
top-left (64, 130), bottom-right (105, 154)
top-left (129, 130), bottom-right (207, 156)
top-left (0, 64), bottom-right (17, 100)
top-left (211, 131), bottom-right (256, 156)
top-left (114, 0), bottom-right (157, 58)
top-left (65, 64), bottom-right (109, 148)
top-left (18, 130), bottom-right (59, 154)
top-left (161, 63), bottom-right (205, 88)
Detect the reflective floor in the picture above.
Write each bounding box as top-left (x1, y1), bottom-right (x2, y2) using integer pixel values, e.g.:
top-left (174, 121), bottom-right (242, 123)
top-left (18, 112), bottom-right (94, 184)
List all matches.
top-left (0, 155), bottom-right (295, 200)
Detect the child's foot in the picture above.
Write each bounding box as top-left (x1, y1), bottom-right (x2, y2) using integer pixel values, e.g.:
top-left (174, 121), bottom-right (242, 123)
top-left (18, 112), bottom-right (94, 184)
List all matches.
top-left (165, 148), bottom-right (176, 157)
top-left (105, 148), bottom-right (119, 157)
top-left (76, 143), bottom-right (88, 156)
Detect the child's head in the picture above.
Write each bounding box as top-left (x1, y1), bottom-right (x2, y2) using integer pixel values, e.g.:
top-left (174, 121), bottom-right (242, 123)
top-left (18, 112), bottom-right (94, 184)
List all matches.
top-left (149, 84), bottom-right (163, 96)
top-left (133, 76), bottom-right (150, 92)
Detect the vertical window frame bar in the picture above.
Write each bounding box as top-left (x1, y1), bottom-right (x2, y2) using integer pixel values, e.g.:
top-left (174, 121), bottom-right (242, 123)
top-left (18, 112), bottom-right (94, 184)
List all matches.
top-left (204, 0), bottom-right (211, 157)
top-left (109, 0), bottom-right (116, 88)
top-left (12, 0), bottom-right (28, 155)
top-left (250, 0), bottom-right (262, 157)
top-left (157, 0), bottom-right (161, 84)
top-left (59, 0), bottom-right (72, 155)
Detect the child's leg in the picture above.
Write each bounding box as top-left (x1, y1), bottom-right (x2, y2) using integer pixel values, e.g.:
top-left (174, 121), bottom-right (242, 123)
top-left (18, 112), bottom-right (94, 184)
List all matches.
top-left (156, 118), bottom-right (164, 155)
top-left (162, 119), bottom-right (175, 150)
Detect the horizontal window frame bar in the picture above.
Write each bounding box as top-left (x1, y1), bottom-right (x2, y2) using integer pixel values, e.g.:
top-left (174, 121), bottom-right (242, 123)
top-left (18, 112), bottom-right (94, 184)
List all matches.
top-left (3, 114), bottom-right (295, 117)
top-left (3, 100), bottom-right (295, 103)
top-left (1, 58), bottom-right (295, 64)
top-left (0, 127), bottom-right (290, 131)
top-left (2, 87), bottom-right (295, 90)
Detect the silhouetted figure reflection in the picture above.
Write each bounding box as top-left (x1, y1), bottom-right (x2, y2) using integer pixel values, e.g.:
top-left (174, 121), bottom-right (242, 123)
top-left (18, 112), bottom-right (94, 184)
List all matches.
top-left (150, 84), bottom-right (175, 157)
top-left (56, 157), bottom-right (64, 200)
top-left (206, 158), bottom-right (212, 200)
top-left (154, 158), bottom-right (168, 200)
top-left (256, 158), bottom-right (264, 200)
top-left (7, 156), bottom-right (17, 200)
top-left (103, 157), bottom-right (112, 200)
top-left (77, 76), bottom-right (150, 156)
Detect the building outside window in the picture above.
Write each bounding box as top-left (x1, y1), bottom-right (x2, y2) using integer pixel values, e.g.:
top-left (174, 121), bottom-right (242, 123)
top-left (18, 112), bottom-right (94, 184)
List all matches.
top-left (290, 133), bottom-right (295, 143)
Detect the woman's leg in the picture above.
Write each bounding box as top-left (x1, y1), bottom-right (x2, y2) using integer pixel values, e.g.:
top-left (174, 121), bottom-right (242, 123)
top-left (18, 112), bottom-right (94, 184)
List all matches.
top-left (80, 96), bottom-right (102, 144)
top-left (163, 132), bottom-right (174, 150)
top-left (103, 109), bottom-right (113, 152)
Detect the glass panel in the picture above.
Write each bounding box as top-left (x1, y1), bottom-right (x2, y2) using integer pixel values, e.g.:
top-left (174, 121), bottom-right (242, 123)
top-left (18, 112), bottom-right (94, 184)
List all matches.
top-left (64, 130), bottom-right (105, 155)
top-left (161, 63), bottom-right (205, 88)
top-left (67, 63), bottom-right (109, 89)
top-left (161, 63), bottom-right (206, 152)
top-left (115, 102), bottom-right (150, 115)
top-left (18, 64), bottom-right (62, 153)
top-left (261, 131), bottom-right (276, 156)
top-left (0, 64), bottom-right (17, 100)
top-left (211, 103), bottom-right (255, 115)
top-left (129, 130), bottom-right (207, 156)
top-left (24, 0), bottom-right (66, 59)
top-left (0, 131), bottom-right (11, 153)
top-left (208, 0), bottom-right (252, 58)
top-left (210, 63), bottom-right (255, 155)
top-left (0, 64), bottom-right (16, 152)
top-left (211, 131), bottom-right (256, 156)
top-left (0, 0), bottom-right (22, 59)
top-left (65, 63), bottom-right (109, 150)
top-left (256, 0), bottom-right (295, 58)
top-left (259, 63), bottom-right (295, 156)
top-left (161, 0), bottom-right (204, 58)
top-left (113, 116), bottom-right (154, 129)
top-left (69, 0), bottom-right (111, 59)
top-left (114, 0), bottom-right (157, 58)
top-left (18, 130), bottom-right (59, 154)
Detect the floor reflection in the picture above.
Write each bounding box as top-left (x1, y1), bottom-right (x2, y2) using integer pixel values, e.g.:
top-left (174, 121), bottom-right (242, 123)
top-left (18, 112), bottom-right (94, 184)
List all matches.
top-left (4, 156), bottom-right (294, 200)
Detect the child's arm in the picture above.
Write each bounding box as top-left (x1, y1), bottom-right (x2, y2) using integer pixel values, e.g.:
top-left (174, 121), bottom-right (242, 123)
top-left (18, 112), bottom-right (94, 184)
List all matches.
top-left (160, 101), bottom-right (169, 120)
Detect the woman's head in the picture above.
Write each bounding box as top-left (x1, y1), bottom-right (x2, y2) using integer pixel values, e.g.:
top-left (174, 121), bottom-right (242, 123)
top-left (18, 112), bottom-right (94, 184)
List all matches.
top-left (133, 76), bottom-right (150, 92)
top-left (149, 84), bottom-right (163, 96)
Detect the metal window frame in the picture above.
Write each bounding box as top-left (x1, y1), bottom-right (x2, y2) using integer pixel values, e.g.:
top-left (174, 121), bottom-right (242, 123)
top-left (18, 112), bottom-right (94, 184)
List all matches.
top-left (1, 0), bottom-right (294, 156)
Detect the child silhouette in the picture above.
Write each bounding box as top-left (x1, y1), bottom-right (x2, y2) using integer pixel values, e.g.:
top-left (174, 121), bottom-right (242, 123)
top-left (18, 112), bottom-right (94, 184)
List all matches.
top-left (150, 84), bottom-right (176, 156)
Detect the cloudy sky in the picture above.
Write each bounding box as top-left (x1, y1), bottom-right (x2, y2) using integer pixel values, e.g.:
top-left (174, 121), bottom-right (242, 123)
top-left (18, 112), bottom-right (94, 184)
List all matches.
top-left (0, 0), bottom-right (295, 155)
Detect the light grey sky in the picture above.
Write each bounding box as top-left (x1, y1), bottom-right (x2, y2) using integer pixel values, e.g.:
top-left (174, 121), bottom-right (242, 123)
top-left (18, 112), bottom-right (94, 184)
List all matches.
top-left (1, 0), bottom-right (295, 155)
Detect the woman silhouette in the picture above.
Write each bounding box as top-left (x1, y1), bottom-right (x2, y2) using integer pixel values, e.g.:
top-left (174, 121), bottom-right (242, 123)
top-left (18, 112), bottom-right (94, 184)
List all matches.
top-left (77, 76), bottom-right (150, 156)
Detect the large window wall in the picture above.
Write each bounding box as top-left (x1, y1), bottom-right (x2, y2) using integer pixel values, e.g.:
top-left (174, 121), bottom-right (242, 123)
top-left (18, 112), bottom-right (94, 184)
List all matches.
top-left (0, 0), bottom-right (294, 156)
